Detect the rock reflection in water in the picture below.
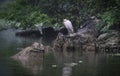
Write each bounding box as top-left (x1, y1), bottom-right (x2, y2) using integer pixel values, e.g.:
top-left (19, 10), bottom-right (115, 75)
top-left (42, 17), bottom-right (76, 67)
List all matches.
top-left (12, 47), bottom-right (44, 75)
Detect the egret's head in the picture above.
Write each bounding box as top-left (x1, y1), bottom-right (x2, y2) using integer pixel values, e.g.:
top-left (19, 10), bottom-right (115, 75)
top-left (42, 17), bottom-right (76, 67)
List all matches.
top-left (63, 19), bottom-right (67, 22)
top-left (90, 16), bottom-right (96, 19)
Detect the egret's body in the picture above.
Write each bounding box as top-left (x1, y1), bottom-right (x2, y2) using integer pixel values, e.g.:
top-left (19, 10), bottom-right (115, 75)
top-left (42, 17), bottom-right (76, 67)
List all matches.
top-left (63, 19), bottom-right (74, 34)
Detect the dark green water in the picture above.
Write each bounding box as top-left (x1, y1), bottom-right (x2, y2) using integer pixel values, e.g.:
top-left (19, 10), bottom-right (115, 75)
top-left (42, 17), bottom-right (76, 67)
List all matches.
top-left (0, 29), bottom-right (120, 76)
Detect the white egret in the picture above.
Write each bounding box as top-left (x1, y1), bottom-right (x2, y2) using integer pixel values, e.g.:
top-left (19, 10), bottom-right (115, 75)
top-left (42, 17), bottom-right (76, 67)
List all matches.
top-left (63, 19), bottom-right (74, 34)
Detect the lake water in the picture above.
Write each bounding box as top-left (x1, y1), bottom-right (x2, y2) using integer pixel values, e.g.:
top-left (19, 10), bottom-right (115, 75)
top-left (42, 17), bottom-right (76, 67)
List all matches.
top-left (0, 29), bottom-right (120, 76)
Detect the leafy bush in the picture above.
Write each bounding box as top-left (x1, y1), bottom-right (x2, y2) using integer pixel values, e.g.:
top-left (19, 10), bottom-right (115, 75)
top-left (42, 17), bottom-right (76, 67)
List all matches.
top-left (97, 7), bottom-right (120, 32)
top-left (0, 0), bottom-right (120, 30)
top-left (0, 1), bottom-right (52, 29)
top-left (101, 8), bottom-right (120, 27)
top-left (0, 19), bottom-right (20, 30)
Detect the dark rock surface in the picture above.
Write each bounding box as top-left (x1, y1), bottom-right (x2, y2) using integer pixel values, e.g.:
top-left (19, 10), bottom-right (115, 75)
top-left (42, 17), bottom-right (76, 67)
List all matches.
top-left (42, 27), bottom-right (58, 37)
top-left (59, 27), bottom-right (68, 35)
top-left (16, 29), bottom-right (41, 37)
top-left (15, 27), bottom-right (59, 37)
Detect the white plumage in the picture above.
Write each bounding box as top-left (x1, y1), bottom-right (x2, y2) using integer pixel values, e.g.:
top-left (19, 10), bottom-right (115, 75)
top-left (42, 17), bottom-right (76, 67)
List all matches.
top-left (63, 19), bottom-right (74, 34)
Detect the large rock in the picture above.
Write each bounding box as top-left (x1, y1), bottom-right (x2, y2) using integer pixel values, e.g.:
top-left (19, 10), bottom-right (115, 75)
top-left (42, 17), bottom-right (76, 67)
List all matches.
top-left (77, 17), bottom-right (100, 37)
top-left (11, 42), bottom-right (51, 75)
top-left (53, 16), bottom-right (120, 52)
top-left (54, 18), bottom-right (100, 51)
top-left (12, 42), bottom-right (50, 60)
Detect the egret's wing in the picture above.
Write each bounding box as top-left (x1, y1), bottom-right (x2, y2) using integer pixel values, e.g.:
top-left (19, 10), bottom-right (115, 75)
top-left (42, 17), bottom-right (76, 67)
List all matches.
top-left (64, 21), bottom-right (72, 28)
top-left (66, 21), bottom-right (74, 32)
top-left (63, 20), bottom-right (74, 33)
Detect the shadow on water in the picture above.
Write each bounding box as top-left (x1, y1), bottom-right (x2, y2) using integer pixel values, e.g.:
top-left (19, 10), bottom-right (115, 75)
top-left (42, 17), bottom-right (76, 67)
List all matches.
top-left (0, 29), bottom-right (120, 76)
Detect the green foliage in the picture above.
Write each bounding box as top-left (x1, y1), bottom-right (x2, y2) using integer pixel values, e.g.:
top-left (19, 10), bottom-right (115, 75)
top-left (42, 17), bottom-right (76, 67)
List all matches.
top-left (101, 8), bottom-right (120, 27)
top-left (97, 7), bottom-right (120, 32)
top-left (0, 19), bottom-right (20, 30)
top-left (39, 0), bottom-right (98, 26)
top-left (0, 0), bottom-right (52, 29)
top-left (0, 0), bottom-right (120, 29)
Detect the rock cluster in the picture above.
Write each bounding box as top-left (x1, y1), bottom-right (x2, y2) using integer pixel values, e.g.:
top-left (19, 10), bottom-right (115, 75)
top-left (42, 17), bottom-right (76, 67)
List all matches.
top-left (54, 18), bottom-right (120, 52)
